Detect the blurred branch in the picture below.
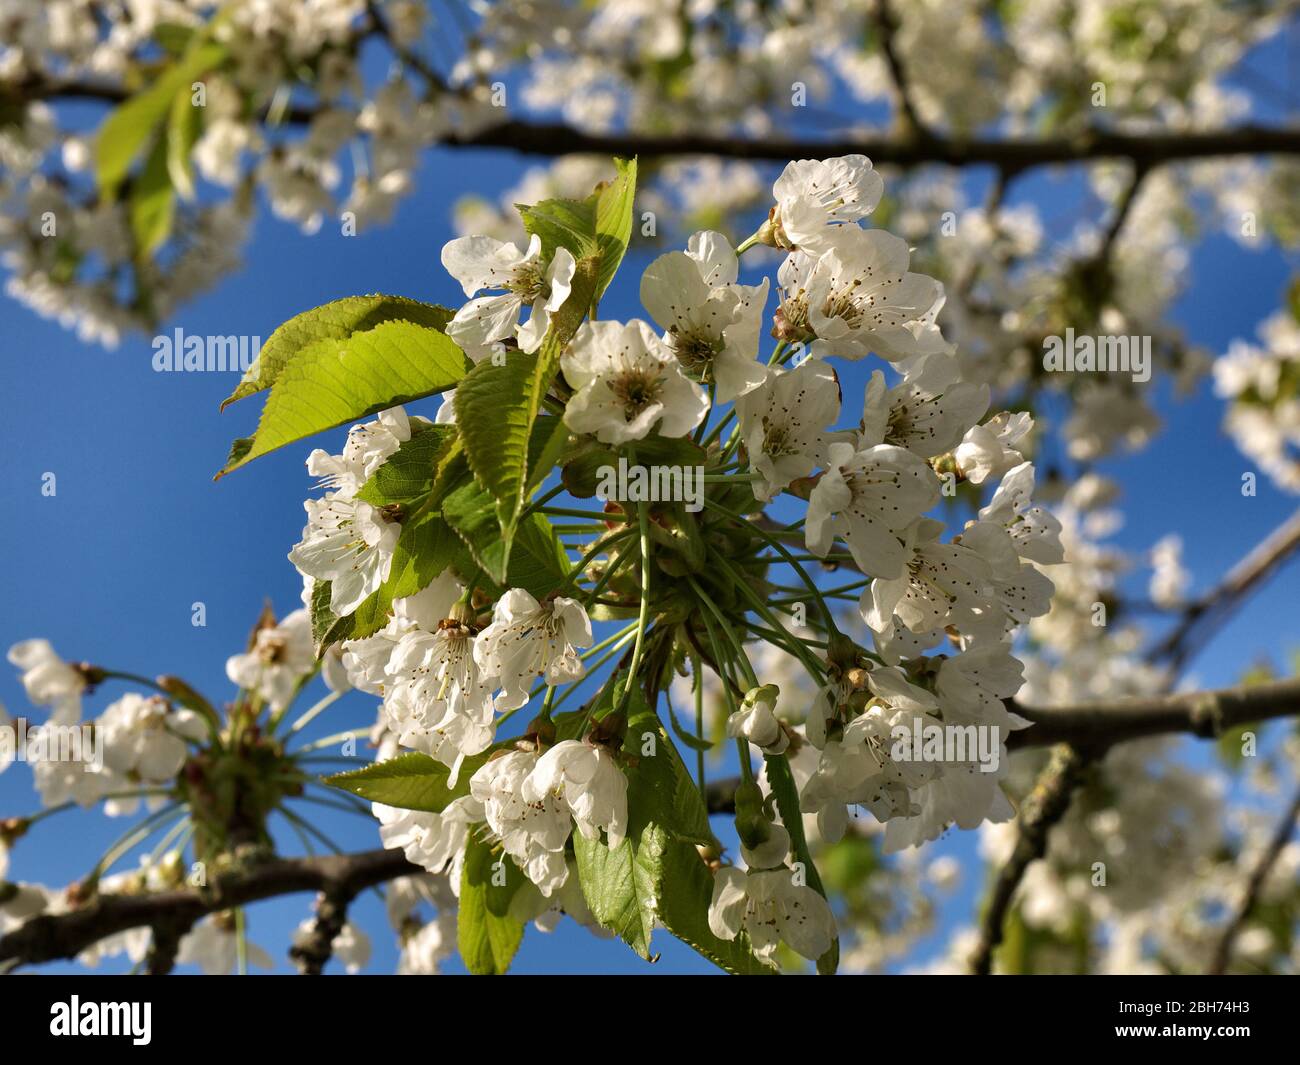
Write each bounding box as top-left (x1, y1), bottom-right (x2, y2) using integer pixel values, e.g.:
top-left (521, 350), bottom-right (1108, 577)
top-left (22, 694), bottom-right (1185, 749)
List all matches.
top-left (1080, 161), bottom-right (1151, 272)
top-left (968, 744), bottom-right (1090, 976)
top-left (871, 0), bottom-right (929, 139)
top-left (12, 74), bottom-right (1300, 171)
top-left (1147, 507), bottom-right (1300, 672)
top-left (1207, 781), bottom-right (1300, 975)
top-left (1008, 676), bottom-right (1300, 749)
top-left (143, 915), bottom-right (191, 976)
top-left (288, 886), bottom-right (357, 975)
top-left (0, 847), bottom-right (417, 972)
top-left (702, 677), bottom-right (1300, 812)
top-left (440, 121), bottom-right (1300, 172)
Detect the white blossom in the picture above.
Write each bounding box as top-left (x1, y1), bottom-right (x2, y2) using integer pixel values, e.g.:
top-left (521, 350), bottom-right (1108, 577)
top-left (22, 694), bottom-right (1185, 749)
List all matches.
top-left (7, 639), bottom-right (85, 724)
top-left (735, 359), bottom-right (841, 502)
top-left (806, 440), bottom-right (940, 579)
top-left (441, 233), bottom-right (576, 360)
top-left (560, 319), bottom-right (709, 444)
top-left (473, 590), bottom-right (593, 711)
top-left (769, 155), bottom-right (884, 252)
top-left (524, 740), bottom-right (628, 848)
top-left (708, 865), bottom-right (837, 967)
top-left (469, 750), bottom-right (572, 896)
top-left (640, 230), bottom-right (769, 401)
top-left (225, 607), bottom-right (316, 710)
top-left (289, 494), bottom-right (400, 616)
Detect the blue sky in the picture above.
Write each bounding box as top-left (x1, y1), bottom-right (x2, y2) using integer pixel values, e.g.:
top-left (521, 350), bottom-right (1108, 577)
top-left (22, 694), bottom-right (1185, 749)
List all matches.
top-left (3, 35), bottom-right (1299, 975)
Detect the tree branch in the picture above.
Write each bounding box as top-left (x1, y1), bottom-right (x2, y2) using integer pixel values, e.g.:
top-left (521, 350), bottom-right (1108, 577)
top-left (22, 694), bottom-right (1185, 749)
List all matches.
top-left (871, 0), bottom-right (929, 139)
top-left (0, 847), bottom-right (418, 971)
top-left (440, 121), bottom-right (1300, 171)
top-left (1008, 676), bottom-right (1300, 749)
top-left (1147, 507), bottom-right (1300, 672)
top-left (1207, 781), bottom-right (1300, 975)
top-left (703, 677), bottom-right (1300, 812)
top-left (12, 73), bottom-right (1300, 171)
top-left (288, 886), bottom-right (357, 975)
top-left (968, 744), bottom-right (1091, 975)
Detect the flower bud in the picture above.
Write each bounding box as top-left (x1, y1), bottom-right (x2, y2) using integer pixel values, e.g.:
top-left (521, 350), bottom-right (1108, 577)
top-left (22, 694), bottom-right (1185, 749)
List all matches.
top-left (741, 823), bottom-right (791, 871)
top-left (726, 685), bottom-right (788, 754)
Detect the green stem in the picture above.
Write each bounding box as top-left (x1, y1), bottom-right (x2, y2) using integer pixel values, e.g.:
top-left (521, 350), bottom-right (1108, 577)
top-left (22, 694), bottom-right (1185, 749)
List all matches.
top-left (540, 506), bottom-right (618, 521)
top-left (235, 907), bottom-right (248, 976)
top-left (88, 803), bottom-right (183, 883)
top-left (284, 688), bottom-right (344, 737)
top-left (766, 339), bottom-right (790, 367)
top-left (561, 527), bottom-right (635, 592)
top-left (580, 534), bottom-right (639, 604)
top-left (692, 647), bottom-right (706, 789)
top-left (291, 727), bottom-right (370, 755)
top-left (615, 492), bottom-right (653, 715)
top-left (707, 554), bottom-right (829, 684)
top-left (741, 618), bottom-right (828, 649)
top-left (519, 480), bottom-right (566, 517)
top-left (695, 605), bottom-right (754, 787)
top-left (705, 498), bottom-right (841, 635)
top-left (100, 670), bottom-right (172, 696)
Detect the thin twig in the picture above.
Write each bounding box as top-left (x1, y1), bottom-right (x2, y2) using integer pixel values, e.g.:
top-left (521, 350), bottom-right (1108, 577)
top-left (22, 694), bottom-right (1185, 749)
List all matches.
top-left (1208, 782), bottom-right (1300, 975)
top-left (968, 745), bottom-right (1091, 975)
top-left (871, 0), bottom-right (928, 138)
top-left (1148, 507), bottom-right (1300, 672)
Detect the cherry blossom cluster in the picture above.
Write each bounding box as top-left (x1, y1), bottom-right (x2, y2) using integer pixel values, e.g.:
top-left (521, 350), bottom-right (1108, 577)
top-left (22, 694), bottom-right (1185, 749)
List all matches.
top-left (274, 154), bottom-right (1068, 968)
top-left (1215, 308), bottom-right (1300, 493)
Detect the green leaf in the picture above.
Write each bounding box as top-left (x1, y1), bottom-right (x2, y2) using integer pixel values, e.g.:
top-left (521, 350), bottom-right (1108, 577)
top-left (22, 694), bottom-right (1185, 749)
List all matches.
top-left (519, 196), bottom-right (597, 263)
top-left (454, 255), bottom-right (600, 556)
top-left (665, 694), bottom-right (714, 753)
top-left (592, 156), bottom-right (638, 299)
top-left (765, 752), bottom-right (840, 975)
top-left (129, 131), bottom-right (175, 256)
top-left (96, 43), bottom-right (226, 195)
top-left (154, 23), bottom-right (196, 56)
top-left (573, 693), bottom-right (769, 974)
top-left (517, 155), bottom-right (636, 302)
top-left (459, 835), bottom-right (526, 975)
top-left (220, 296), bottom-right (454, 411)
top-left (653, 828), bottom-right (773, 976)
top-left (526, 414), bottom-right (573, 494)
top-left (450, 351), bottom-right (541, 536)
top-left (354, 422), bottom-right (458, 507)
top-left (452, 159), bottom-right (636, 551)
top-left (572, 831), bottom-right (654, 960)
top-left (323, 751), bottom-right (470, 812)
top-left (166, 84), bottom-right (203, 201)
top-left (216, 318), bottom-right (469, 477)
top-left (441, 478), bottom-right (569, 593)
